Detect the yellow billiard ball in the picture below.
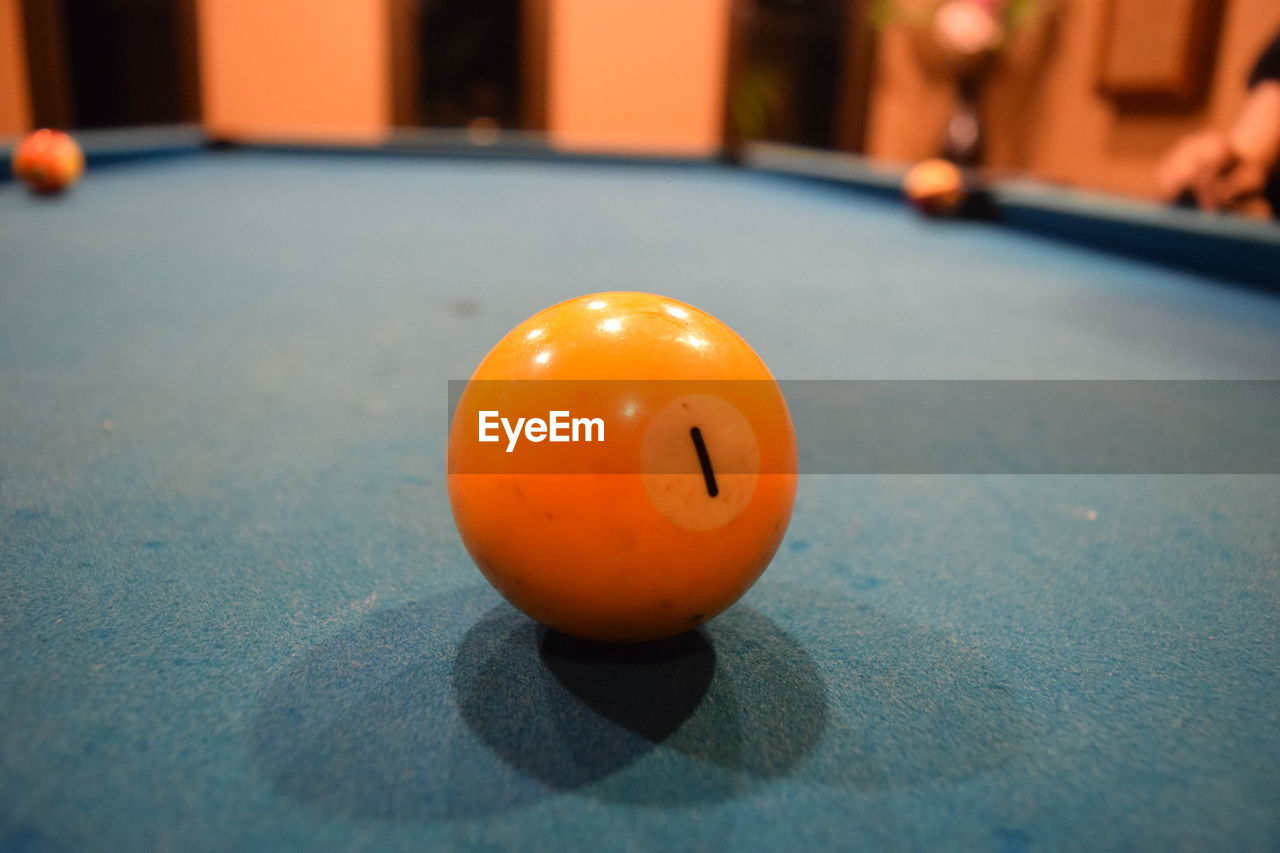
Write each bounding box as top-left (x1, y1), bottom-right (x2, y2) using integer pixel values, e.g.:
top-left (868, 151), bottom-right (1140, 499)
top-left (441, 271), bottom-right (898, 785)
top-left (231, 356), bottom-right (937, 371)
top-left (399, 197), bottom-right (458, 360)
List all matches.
top-left (448, 292), bottom-right (798, 642)
top-left (904, 158), bottom-right (965, 217)
top-left (12, 129), bottom-right (84, 195)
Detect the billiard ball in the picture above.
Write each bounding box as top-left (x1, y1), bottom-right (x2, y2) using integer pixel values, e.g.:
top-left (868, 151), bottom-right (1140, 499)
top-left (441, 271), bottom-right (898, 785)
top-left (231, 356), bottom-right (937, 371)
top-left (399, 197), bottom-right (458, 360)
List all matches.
top-left (448, 292), bottom-right (798, 642)
top-left (11, 129), bottom-right (84, 195)
top-left (903, 158), bottom-right (965, 216)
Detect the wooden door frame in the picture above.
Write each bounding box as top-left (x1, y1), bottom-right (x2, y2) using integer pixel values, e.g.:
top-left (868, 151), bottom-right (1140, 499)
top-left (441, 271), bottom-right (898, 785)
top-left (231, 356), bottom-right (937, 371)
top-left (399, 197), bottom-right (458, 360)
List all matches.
top-left (387, 0), bottom-right (423, 127)
top-left (833, 0), bottom-right (875, 153)
top-left (19, 0), bottom-right (73, 128)
top-left (719, 0), bottom-right (750, 162)
top-left (172, 0), bottom-right (203, 124)
top-left (519, 0), bottom-right (549, 132)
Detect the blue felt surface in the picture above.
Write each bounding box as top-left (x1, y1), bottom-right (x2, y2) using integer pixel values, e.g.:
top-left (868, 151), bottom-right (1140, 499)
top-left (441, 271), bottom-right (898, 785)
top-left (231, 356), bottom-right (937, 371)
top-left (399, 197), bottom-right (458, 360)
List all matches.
top-left (1, 153), bottom-right (1279, 852)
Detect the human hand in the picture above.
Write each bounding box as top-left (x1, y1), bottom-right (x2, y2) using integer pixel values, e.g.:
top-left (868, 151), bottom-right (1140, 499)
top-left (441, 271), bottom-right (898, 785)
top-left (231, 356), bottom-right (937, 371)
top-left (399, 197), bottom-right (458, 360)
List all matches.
top-left (1157, 129), bottom-right (1269, 213)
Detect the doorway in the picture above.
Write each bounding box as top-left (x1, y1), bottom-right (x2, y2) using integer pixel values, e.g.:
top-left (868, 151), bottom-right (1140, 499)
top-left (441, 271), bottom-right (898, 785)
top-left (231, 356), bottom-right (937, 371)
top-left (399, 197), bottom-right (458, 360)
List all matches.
top-left (724, 0), bottom-right (874, 153)
top-left (21, 0), bottom-right (201, 130)
top-left (389, 0), bottom-right (547, 132)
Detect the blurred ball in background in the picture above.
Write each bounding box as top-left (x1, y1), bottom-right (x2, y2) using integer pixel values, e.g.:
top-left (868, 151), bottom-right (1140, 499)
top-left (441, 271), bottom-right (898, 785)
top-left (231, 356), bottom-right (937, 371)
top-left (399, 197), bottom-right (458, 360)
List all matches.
top-left (12, 129), bottom-right (84, 195)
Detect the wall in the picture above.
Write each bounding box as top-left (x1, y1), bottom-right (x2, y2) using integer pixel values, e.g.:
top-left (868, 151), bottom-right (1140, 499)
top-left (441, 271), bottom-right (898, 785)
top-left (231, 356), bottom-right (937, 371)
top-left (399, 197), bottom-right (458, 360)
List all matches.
top-left (546, 0), bottom-right (730, 154)
top-left (6, 1), bottom-right (729, 153)
top-left (866, 0), bottom-right (1280, 198)
top-left (195, 0), bottom-right (728, 154)
top-left (196, 0), bottom-right (389, 142)
top-left (0, 0), bottom-right (29, 138)
top-left (14, 0), bottom-right (1277, 187)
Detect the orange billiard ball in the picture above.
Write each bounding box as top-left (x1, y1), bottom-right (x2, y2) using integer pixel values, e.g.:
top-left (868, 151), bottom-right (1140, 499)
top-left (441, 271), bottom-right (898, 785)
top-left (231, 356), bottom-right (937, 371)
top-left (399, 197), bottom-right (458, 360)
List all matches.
top-left (12, 129), bottom-right (84, 195)
top-left (903, 158), bottom-right (965, 217)
top-left (448, 292), bottom-right (798, 642)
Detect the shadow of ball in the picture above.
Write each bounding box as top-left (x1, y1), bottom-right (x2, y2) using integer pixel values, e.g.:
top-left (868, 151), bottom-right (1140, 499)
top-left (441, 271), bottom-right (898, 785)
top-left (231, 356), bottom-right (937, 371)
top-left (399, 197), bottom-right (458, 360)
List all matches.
top-left (541, 628), bottom-right (718, 747)
top-left (251, 586), bottom-right (829, 818)
top-left (453, 610), bottom-right (713, 790)
top-left (453, 601), bottom-right (829, 807)
top-left (250, 581), bottom-right (1032, 823)
top-left (250, 587), bottom-right (551, 822)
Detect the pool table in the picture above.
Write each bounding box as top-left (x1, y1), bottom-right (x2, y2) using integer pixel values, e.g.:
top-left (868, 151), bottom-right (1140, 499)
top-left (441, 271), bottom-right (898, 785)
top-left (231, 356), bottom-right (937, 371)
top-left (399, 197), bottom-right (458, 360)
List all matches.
top-left (2, 131), bottom-right (1278, 852)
